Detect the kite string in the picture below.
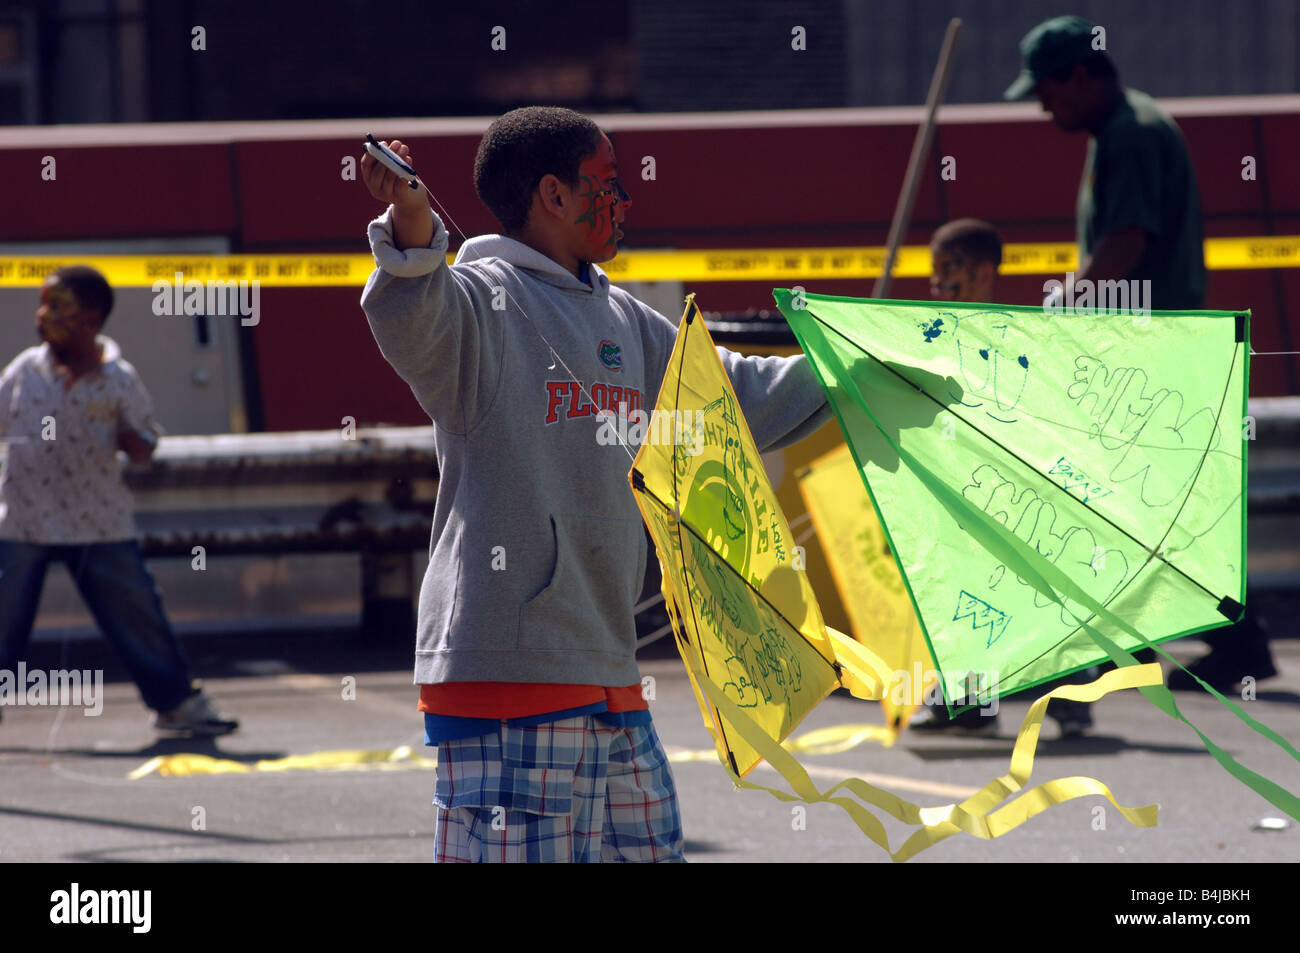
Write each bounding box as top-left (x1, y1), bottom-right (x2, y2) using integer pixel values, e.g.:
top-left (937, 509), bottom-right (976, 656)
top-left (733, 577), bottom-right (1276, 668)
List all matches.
top-left (409, 176), bottom-right (637, 464)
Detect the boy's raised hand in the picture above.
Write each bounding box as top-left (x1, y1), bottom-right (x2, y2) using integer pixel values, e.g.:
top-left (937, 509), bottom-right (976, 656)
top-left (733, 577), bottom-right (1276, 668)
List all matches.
top-left (361, 138), bottom-right (434, 251)
top-left (360, 139), bottom-right (423, 207)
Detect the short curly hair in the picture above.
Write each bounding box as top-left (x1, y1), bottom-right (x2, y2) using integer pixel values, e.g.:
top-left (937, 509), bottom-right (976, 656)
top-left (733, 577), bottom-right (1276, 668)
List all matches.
top-left (52, 264), bottom-right (114, 326)
top-left (473, 106), bottom-right (604, 233)
top-left (930, 218), bottom-right (1003, 267)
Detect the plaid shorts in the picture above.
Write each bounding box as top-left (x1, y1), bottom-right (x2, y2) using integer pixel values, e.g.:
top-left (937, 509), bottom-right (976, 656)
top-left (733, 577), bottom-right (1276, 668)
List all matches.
top-left (432, 716), bottom-right (685, 863)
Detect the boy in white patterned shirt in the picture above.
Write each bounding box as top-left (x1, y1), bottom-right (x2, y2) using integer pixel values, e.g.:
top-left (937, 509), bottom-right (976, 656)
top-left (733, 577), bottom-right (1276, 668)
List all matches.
top-left (0, 265), bottom-right (236, 734)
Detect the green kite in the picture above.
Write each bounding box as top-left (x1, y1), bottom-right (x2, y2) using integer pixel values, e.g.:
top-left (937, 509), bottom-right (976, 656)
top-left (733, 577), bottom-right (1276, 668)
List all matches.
top-left (777, 290), bottom-right (1300, 820)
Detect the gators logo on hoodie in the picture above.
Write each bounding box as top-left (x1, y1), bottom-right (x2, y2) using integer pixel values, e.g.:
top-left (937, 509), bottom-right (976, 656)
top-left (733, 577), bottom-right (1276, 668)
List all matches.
top-left (598, 339), bottom-right (622, 371)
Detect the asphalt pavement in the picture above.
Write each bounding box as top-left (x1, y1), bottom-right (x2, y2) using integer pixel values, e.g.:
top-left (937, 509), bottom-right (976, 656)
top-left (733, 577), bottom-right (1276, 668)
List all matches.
top-left (2, 619), bottom-right (1298, 865)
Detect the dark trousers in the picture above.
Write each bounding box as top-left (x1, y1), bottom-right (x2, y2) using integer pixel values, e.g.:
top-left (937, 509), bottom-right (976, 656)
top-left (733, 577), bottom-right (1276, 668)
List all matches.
top-left (0, 539), bottom-right (193, 713)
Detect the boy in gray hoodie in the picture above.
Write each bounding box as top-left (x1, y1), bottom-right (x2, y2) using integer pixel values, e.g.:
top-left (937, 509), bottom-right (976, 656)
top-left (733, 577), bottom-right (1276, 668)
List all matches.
top-left (360, 106), bottom-right (830, 863)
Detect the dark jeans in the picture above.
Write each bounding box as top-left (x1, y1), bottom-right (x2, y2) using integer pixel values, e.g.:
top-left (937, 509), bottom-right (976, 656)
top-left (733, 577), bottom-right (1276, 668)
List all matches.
top-left (0, 539), bottom-right (193, 713)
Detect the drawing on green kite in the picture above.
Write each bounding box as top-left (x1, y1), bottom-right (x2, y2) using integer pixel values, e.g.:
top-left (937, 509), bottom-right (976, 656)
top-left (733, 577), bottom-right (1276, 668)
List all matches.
top-left (919, 317), bottom-right (945, 342)
top-left (955, 319), bottom-right (1031, 421)
top-left (953, 589), bottom-right (1012, 648)
top-left (1047, 455), bottom-right (1113, 503)
top-left (1067, 355), bottom-right (1224, 508)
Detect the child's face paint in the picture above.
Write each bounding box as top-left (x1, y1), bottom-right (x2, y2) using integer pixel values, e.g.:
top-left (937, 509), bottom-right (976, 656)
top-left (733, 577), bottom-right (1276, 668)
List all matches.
top-left (570, 134), bottom-right (629, 264)
top-left (930, 249), bottom-right (968, 300)
top-left (929, 248), bottom-right (996, 303)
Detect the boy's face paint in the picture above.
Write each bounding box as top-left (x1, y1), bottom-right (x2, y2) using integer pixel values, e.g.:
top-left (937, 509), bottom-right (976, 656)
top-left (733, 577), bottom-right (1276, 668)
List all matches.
top-left (929, 248), bottom-right (996, 303)
top-left (570, 134), bottom-right (629, 264)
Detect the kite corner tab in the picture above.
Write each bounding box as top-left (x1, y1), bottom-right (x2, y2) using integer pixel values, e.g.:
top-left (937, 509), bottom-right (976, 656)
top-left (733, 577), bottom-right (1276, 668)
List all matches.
top-left (631, 468), bottom-right (646, 491)
top-left (1235, 313), bottom-right (1246, 342)
top-left (1216, 596), bottom-right (1245, 622)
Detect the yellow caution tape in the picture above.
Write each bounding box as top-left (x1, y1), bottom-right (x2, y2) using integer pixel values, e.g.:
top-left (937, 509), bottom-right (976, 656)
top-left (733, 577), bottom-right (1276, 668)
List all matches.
top-left (2, 235), bottom-right (1296, 288)
top-left (1208, 235), bottom-right (1300, 269)
top-left (0, 255), bottom-right (376, 288)
top-left (601, 245), bottom-right (940, 281)
top-left (128, 744), bottom-right (437, 779)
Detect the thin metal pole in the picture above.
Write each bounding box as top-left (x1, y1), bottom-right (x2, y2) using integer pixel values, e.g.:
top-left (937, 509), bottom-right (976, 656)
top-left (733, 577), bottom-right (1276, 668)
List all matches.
top-left (873, 18), bottom-right (963, 299)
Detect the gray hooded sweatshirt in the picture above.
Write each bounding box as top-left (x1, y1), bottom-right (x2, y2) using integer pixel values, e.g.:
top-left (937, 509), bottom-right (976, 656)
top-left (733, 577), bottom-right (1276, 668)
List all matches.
top-left (361, 208), bottom-right (830, 687)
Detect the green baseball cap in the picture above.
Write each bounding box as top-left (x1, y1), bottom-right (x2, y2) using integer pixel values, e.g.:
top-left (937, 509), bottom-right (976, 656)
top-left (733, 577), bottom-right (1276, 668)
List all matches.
top-left (1004, 15), bottom-right (1100, 100)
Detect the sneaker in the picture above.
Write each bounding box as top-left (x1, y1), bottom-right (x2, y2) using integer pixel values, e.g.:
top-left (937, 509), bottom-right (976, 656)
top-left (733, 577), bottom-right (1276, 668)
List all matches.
top-left (155, 690), bottom-right (239, 736)
top-left (908, 704), bottom-right (999, 737)
top-left (1050, 700), bottom-right (1093, 738)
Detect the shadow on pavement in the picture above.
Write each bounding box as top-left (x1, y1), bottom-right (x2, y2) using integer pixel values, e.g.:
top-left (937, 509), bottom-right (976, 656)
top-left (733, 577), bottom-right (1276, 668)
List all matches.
top-left (904, 734), bottom-right (1214, 761)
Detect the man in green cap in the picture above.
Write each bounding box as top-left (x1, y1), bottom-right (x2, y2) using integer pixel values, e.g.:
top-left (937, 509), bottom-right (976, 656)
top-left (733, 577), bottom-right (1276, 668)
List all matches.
top-left (1006, 14), bottom-right (1205, 311)
top-left (1006, 18), bottom-right (1278, 696)
top-left (1002, 16), bottom-right (1206, 732)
